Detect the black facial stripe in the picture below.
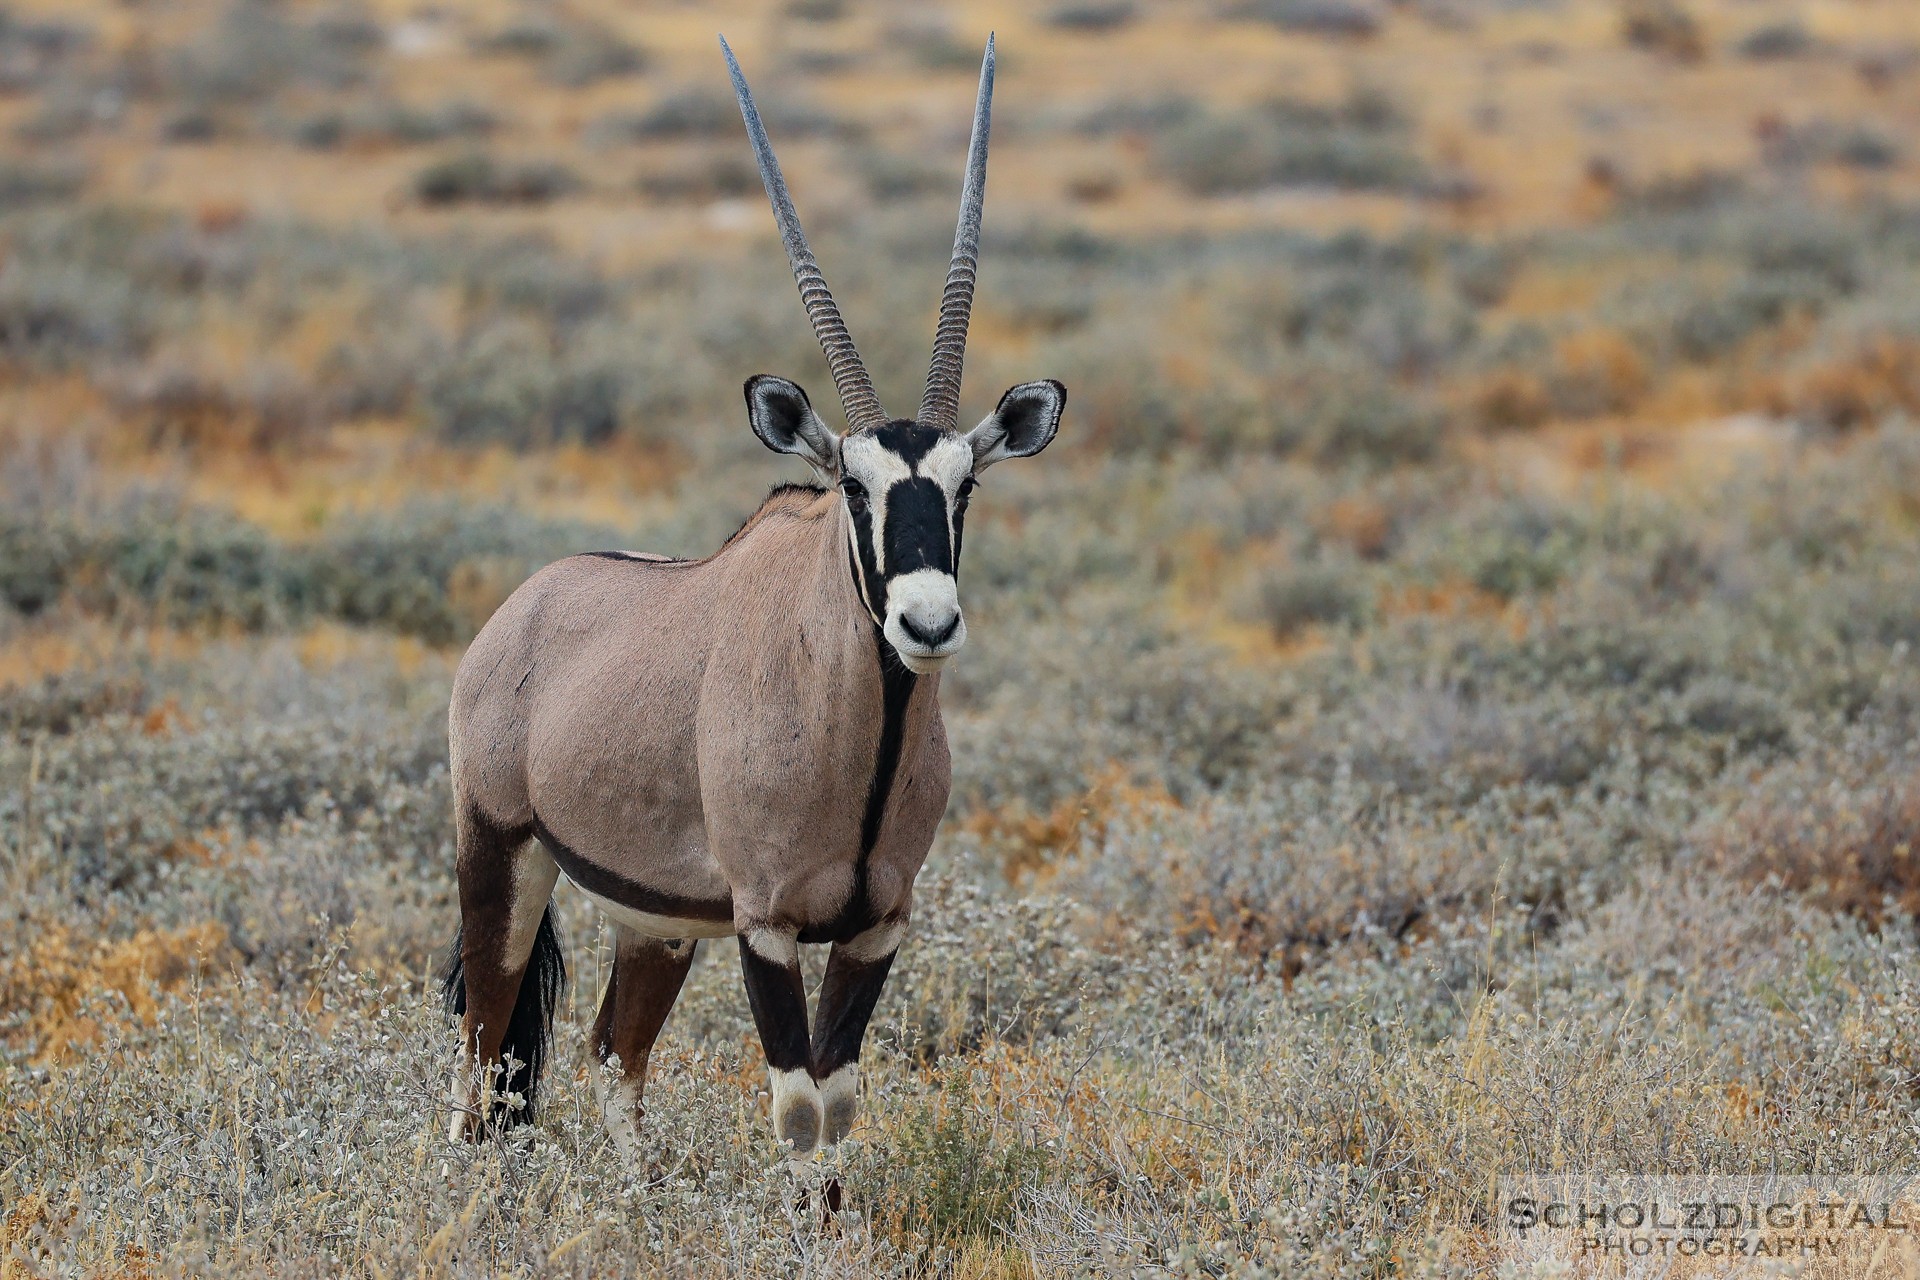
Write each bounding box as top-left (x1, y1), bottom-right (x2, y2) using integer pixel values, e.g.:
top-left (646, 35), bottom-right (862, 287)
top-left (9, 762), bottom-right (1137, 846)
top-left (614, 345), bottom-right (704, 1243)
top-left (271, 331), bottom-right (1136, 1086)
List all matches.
top-left (882, 477), bottom-right (954, 578)
top-left (848, 500), bottom-right (886, 618)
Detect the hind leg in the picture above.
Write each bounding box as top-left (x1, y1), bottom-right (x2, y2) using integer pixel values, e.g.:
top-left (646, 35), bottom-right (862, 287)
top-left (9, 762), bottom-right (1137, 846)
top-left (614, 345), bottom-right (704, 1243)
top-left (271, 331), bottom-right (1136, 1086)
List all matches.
top-left (449, 804), bottom-right (558, 1141)
top-left (591, 928), bottom-right (697, 1159)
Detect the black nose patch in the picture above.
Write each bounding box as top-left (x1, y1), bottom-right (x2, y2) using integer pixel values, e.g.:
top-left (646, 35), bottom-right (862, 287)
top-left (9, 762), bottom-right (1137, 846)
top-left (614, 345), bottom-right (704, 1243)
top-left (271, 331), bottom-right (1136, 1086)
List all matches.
top-left (883, 477), bottom-right (953, 578)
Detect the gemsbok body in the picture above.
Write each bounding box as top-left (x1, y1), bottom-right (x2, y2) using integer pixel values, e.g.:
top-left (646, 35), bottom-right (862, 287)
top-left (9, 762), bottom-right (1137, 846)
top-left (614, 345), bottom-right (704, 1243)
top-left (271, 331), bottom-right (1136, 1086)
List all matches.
top-left (442, 33), bottom-right (1065, 1159)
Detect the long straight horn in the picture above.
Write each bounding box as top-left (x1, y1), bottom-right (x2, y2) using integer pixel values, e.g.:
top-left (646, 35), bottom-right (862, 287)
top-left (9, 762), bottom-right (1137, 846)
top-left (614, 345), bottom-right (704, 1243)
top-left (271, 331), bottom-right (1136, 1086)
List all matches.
top-left (918, 33), bottom-right (995, 433)
top-left (721, 36), bottom-right (887, 433)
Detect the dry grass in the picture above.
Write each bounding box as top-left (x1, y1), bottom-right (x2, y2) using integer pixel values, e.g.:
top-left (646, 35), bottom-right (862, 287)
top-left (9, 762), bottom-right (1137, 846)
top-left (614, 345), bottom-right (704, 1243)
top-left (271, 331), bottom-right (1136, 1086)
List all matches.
top-left (4, 0), bottom-right (1920, 1275)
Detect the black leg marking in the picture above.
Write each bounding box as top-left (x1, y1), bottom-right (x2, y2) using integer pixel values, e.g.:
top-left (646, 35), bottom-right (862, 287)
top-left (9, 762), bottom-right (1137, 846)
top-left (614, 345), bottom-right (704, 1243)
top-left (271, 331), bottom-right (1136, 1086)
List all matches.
top-left (811, 923), bottom-right (903, 1147)
top-left (739, 931), bottom-right (823, 1155)
top-left (812, 950), bottom-right (896, 1080)
top-left (739, 937), bottom-right (810, 1073)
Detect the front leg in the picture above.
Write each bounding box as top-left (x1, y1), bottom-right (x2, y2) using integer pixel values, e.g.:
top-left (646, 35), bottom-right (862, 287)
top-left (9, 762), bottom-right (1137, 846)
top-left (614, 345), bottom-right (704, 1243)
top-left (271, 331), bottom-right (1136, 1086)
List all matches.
top-left (738, 925), bottom-right (820, 1156)
top-left (811, 916), bottom-right (906, 1148)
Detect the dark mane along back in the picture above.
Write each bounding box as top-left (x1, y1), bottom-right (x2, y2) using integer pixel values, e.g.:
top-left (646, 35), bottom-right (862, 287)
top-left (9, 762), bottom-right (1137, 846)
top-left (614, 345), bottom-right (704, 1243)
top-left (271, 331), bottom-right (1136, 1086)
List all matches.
top-left (716, 483), bottom-right (830, 554)
top-left (577, 551), bottom-right (687, 563)
top-left (570, 483), bottom-right (827, 568)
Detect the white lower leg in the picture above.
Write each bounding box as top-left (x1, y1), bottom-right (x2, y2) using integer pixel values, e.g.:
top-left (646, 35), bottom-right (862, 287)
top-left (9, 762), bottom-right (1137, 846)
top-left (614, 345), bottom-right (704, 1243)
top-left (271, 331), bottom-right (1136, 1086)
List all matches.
top-left (769, 1067), bottom-right (823, 1157)
top-left (817, 1065), bottom-right (859, 1147)
top-left (448, 1050), bottom-right (481, 1143)
top-left (598, 1070), bottom-right (645, 1161)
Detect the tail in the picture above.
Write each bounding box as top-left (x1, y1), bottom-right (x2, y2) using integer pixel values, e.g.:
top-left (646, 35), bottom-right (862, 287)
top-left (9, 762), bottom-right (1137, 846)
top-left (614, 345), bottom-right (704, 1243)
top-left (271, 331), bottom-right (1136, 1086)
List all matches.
top-left (440, 907), bottom-right (567, 1124)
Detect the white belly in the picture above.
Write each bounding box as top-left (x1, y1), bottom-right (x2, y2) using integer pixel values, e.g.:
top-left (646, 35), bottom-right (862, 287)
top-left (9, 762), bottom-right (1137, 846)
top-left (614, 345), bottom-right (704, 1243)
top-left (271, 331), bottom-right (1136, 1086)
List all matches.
top-left (564, 875), bottom-right (737, 939)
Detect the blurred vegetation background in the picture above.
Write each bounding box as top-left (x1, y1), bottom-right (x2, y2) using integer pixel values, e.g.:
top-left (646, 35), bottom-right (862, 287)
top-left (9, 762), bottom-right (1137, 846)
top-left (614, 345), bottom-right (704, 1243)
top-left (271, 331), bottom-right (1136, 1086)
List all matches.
top-left (4, 0), bottom-right (1920, 1275)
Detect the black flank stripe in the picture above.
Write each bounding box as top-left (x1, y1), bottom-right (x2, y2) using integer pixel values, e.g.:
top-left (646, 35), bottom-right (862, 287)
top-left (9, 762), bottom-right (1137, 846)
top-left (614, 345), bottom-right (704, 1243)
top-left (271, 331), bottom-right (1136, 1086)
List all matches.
top-left (532, 811), bottom-right (734, 923)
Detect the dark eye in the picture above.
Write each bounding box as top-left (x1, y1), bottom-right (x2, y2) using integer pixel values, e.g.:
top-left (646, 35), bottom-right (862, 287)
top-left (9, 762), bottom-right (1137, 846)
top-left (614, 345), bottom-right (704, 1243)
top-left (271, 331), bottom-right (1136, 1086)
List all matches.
top-left (957, 477), bottom-right (977, 508)
top-left (839, 477), bottom-right (868, 511)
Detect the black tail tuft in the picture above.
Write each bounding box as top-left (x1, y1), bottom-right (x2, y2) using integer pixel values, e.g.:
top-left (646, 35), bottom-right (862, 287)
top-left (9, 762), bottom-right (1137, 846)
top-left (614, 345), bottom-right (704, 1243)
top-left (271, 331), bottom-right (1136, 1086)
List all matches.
top-left (439, 908), bottom-right (567, 1127)
top-left (440, 923), bottom-right (468, 1020)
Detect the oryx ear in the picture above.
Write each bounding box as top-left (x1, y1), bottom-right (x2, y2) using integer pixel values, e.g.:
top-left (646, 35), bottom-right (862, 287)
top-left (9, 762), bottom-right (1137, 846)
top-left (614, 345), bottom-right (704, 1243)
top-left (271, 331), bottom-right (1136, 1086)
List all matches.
top-left (964, 380), bottom-right (1065, 471)
top-left (745, 375), bottom-right (839, 478)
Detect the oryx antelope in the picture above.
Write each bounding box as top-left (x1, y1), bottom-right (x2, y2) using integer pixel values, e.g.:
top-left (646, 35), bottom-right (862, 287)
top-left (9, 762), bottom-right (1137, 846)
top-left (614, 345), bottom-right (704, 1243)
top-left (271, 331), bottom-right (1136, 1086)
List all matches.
top-left (441, 33), bottom-right (1064, 1158)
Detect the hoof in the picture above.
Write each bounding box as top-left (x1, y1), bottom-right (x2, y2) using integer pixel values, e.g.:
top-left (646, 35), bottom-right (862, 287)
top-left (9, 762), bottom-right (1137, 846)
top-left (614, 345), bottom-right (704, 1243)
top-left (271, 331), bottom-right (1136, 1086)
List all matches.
top-left (770, 1068), bottom-right (823, 1157)
top-left (449, 1059), bottom-right (485, 1143)
top-left (448, 1108), bottom-right (483, 1144)
top-left (818, 1066), bottom-right (859, 1147)
top-left (598, 1075), bottom-right (645, 1161)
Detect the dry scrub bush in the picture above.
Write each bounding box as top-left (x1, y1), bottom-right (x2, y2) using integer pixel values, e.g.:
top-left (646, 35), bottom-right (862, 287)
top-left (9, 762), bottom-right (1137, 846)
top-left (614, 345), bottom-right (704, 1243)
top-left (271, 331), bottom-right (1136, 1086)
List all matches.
top-left (9, 175), bottom-right (1920, 1271)
top-left (0, 189), bottom-right (1916, 467)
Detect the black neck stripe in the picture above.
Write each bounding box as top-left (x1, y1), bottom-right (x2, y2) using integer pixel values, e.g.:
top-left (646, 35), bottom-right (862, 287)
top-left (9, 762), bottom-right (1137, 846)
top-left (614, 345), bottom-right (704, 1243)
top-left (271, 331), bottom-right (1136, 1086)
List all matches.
top-left (859, 628), bottom-right (918, 859)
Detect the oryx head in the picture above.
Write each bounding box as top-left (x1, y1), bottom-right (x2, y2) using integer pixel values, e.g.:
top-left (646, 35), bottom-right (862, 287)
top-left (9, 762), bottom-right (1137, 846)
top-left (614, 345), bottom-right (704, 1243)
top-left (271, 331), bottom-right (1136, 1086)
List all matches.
top-left (722, 34), bottom-right (1066, 676)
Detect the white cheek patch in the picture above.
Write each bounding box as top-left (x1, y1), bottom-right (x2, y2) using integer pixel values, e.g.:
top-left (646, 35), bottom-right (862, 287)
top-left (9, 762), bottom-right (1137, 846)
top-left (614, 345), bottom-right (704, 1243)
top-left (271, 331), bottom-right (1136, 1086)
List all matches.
top-left (844, 518), bottom-right (881, 623)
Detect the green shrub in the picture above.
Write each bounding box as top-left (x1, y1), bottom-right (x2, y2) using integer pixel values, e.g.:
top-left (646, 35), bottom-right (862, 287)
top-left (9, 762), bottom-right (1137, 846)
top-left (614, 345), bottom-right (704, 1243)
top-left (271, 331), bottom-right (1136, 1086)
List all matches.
top-left (1254, 562), bottom-right (1370, 638)
top-left (290, 98), bottom-right (497, 151)
top-left (166, 0), bottom-right (377, 107)
top-left (1155, 93), bottom-right (1426, 194)
top-left (471, 13), bottom-right (645, 86)
top-left (635, 152), bottom-right (759, 203)
top-left (1456, 499), bottom-right (1583, 599)
top-left (874, 1067), bottom-right (1051, 1251)
top-left (1228, 0), bottom-right (1383, 38)
top-left (1736, 19), bottom-right (1815, 60)
top-left (412, 151), bottom-right (583, 206)
top-left (1045, 2), bottom-right (1138, 32)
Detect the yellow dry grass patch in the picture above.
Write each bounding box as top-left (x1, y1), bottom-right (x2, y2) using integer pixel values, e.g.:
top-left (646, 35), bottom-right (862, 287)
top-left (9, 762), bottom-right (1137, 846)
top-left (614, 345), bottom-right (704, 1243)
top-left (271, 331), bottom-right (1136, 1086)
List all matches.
top-left (0, 921), bottom-right (231, 1063)
top-left (171, 421), bottom-right (681, 536)
top-left (9, 0), bottom-right (1914, 249)
top-left (0, 622), bottom-right (210, 692)
top-left (961, 763), bottom-right (1174, 884)
top-left (949, 1241), bottom-right (1036, 1280)
top-left (1164, 529), bottom-right (1341, 666)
